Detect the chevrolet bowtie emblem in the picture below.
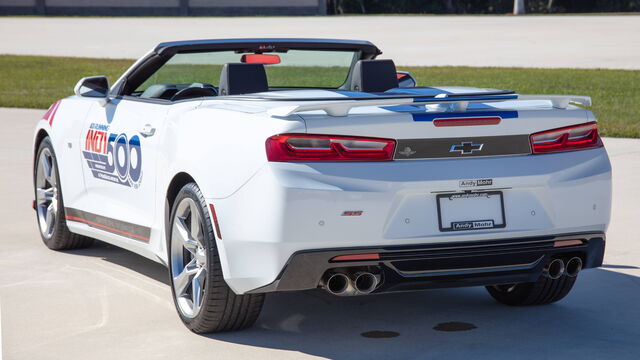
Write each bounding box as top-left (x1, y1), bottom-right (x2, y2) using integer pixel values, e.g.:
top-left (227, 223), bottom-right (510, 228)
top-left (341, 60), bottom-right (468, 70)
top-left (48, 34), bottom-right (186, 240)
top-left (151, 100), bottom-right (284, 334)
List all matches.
top-left (398, 146), bottom-right (417, 156)
top-left (450, 141), bottom-right (483, 155)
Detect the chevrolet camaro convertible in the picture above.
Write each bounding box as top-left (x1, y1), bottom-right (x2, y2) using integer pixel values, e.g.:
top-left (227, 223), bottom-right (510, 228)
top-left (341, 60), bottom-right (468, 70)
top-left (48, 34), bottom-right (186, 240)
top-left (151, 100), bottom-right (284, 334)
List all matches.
top-left (33, 38), bottom-right (611, 333)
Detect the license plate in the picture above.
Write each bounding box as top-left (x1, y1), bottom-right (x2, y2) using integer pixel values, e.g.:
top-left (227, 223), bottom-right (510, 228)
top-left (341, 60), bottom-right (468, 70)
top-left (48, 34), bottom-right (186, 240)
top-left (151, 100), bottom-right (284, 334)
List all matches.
top-left (437, 191), bottom-right (505, 232)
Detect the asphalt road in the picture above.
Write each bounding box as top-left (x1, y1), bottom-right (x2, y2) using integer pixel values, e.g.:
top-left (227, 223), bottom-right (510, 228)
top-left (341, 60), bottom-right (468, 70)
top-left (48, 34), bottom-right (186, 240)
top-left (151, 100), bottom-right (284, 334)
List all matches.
top-left (1, 108), bottom-right (639, 359)
top-left (0, 16), bottom-right (639, 69)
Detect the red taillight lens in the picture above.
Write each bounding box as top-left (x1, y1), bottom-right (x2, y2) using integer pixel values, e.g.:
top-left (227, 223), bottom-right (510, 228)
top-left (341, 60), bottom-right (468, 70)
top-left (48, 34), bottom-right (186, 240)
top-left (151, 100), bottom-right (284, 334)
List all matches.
top-left (266, 134), bottom-right (396, 162)
top-left (530, 122), bottom-right (603, 154)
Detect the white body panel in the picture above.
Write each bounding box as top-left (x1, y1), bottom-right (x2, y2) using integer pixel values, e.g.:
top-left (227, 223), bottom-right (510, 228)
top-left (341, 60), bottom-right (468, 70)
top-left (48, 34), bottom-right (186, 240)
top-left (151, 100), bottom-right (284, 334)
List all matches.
top-left (79, 99), bottom-right (164, 232)
top-left (34, 87), bottom-right (612, 294)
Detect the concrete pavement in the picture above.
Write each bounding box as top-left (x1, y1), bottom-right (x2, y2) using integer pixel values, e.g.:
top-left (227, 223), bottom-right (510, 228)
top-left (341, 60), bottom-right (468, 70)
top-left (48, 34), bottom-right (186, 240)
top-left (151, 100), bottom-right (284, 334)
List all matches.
top-left (0, 16), bottom-right (639, 69)
top-left (0, 108), bottom-right (639, 359)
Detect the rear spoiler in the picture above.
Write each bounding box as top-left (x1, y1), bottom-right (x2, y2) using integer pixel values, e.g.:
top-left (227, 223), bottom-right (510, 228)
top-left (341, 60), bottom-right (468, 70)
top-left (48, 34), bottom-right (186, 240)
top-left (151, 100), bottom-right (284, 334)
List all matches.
top-left (266, 94), bottom-right (591, 117)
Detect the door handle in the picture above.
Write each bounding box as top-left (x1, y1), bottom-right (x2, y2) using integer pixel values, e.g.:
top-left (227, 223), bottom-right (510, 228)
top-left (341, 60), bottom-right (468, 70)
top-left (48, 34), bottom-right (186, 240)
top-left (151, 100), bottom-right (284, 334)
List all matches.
top-left (140, 124), bottom-right (156, 137)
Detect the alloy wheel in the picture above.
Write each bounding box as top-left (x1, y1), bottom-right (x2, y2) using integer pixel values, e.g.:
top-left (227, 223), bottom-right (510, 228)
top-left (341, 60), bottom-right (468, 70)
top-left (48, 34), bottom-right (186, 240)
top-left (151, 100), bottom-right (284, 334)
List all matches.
top-left (35, 148), bottom-right (58, 239)
top-left (170, 198), bottom-right (208, 318)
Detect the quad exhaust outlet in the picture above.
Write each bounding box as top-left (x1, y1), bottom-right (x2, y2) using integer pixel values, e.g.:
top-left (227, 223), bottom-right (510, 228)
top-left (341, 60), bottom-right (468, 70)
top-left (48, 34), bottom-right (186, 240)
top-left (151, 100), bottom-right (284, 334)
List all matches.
top-left (565, 257), bottom-right (583, 277)
top-left (325, 272), bottom-right (354, 296)
top-left (323, 270), bottom-right (381, 296)
top-left (543, 258), bottom-right (565, 279)
top-left (543, 257), bottom-right (583, 279)
top-left (325, 257), bottom-right (583, 295)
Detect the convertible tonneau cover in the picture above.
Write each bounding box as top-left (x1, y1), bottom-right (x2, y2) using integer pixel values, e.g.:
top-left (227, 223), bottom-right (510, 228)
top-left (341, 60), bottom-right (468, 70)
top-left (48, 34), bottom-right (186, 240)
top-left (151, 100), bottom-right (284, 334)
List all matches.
top-left (263, 93), bottom-right (592, 117)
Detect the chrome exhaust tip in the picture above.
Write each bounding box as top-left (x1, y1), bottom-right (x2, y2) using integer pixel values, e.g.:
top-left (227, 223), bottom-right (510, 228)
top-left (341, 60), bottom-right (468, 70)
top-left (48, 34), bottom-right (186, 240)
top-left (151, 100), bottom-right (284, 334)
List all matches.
top-left (543, 258), bottom-right (565, 280)
top-left (325, 273), bottom-right (354, 296)
top-left (565, 257), bottom-right (583, 277)
top-left (353, 272), bottom-right (380, 294)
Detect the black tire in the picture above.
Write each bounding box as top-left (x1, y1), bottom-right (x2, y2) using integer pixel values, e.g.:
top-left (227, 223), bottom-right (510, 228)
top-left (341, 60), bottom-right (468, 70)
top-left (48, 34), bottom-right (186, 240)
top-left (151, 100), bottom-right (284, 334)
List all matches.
top-left (486, 274), bottom-right (577, 306)
top-left (168, 182), bottom-right (264, 333)
top-left (34, 137), bottom-right (93, 250)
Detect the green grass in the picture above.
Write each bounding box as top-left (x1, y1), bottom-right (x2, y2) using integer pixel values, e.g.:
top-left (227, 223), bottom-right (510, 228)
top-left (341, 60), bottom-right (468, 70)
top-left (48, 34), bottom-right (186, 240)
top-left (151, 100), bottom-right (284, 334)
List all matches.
top-left (1, 54), bottom-right (638, 137)
top-left (139, 64), bottom-right (350, 90)
top-left (0, 55), bottom-right (133, 109)
top-left (402, 66), bottom-right (640, 138)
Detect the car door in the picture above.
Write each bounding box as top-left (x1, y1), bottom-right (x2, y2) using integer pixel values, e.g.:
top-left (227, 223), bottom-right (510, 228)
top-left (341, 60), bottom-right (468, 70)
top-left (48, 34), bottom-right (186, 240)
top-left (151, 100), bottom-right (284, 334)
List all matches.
top-left (77, 97), bottom-right (167, 244)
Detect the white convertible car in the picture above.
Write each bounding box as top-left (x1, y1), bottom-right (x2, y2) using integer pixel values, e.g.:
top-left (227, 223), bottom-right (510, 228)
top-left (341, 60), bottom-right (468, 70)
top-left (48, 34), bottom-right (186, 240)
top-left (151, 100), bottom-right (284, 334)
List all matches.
top-left (33, 38), bottom-right (611, 333)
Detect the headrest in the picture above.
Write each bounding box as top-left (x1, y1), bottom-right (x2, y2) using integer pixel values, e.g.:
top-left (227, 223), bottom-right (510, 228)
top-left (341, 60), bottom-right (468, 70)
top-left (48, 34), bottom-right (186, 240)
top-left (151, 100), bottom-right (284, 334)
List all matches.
top-left (350, 59), bottom-right (399, 93)
top-left (219, 63), bottom-right (268, 96)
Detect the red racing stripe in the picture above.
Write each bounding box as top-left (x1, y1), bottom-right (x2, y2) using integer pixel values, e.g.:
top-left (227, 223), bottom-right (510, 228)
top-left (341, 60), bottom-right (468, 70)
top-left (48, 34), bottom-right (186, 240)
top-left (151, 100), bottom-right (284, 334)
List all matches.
top-left (65, 215), bottom-right (150, 242)
top-left (43, 100), bottom-right (62, 126)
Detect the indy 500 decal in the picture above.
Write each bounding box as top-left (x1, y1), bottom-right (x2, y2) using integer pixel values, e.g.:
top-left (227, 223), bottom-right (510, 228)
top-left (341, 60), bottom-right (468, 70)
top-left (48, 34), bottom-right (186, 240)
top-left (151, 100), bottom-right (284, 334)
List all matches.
top-left (83, 123), bottom-right (142, 188)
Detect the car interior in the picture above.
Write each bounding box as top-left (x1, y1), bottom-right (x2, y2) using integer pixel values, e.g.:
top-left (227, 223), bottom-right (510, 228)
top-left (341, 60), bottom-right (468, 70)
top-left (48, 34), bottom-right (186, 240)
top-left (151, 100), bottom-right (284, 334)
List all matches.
top-left (134, 59), bottom-right (401, 102)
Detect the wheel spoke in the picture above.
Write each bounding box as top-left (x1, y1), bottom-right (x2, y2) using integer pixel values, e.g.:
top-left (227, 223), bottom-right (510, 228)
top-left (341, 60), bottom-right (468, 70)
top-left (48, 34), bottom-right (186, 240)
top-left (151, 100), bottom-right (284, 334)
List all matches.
top-left (173, 259), bottom-right (198, 296)
top-left (40, 153), bottom-right (52, 183)
top-left (191, 267), bottom-right (205, 314)
top-left (45, 203), bottom-right (55, 233)
top-left (49, 161), bottom-right (57, 186)
top-left (194, 247), bottom-right (206, 266)
top-left (172, 216), bottom-right (198, 254)
top-left (36, 187), bottom-right (53, 205)
top-left (189, 203), bottom-right (202, 243)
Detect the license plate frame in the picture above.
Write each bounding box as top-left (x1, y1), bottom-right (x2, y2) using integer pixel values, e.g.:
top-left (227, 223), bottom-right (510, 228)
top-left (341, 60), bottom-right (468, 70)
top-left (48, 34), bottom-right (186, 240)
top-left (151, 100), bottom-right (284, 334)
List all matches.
top-left (436, 191), bottom-right (506, 232)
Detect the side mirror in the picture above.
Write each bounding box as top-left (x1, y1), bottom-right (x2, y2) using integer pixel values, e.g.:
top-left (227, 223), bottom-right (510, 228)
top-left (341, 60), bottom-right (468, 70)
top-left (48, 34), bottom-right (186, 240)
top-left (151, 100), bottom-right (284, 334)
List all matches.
top-left (397, 71), bottom-right (417, 88)
top-left (74, 76), bottom-right (110, 99)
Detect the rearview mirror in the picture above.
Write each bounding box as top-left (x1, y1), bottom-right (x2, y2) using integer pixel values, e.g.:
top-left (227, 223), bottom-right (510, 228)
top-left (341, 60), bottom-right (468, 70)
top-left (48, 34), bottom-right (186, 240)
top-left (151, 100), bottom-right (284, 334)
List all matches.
top-left (74, 76), bottom-right (110, 99)
top-left (397, 71), bottom-right (417, 88)
top-left (241, 54), bottom-right (281, 65)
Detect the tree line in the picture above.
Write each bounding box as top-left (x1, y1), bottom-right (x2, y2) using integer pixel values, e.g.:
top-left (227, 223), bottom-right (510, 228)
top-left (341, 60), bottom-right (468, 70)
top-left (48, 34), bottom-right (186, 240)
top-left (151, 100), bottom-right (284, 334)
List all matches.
top-left (326, 0), bottom-right (639, 14)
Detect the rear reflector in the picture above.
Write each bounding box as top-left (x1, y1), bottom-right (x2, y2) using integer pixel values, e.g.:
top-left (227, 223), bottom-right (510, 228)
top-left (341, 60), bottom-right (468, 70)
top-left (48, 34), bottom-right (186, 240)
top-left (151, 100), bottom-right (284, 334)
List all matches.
top-left (266, 134), bottom-right (396, 162)
top-left (530, 122), bottom-right (602, 154)
top-left (433, 116), bottom-right (501, 127)
top-left (331, 253), bottom-right (380, 262)
top-left (553, 240), bottom-right (584, 248)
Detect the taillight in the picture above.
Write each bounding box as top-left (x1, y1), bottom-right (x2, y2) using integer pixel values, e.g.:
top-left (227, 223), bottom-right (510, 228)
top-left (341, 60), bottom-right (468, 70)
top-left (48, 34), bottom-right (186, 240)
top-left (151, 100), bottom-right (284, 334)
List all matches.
top-left (530, 122), bottom-right (602, 154)
top-left (266, 134), bottom-right (396, 162)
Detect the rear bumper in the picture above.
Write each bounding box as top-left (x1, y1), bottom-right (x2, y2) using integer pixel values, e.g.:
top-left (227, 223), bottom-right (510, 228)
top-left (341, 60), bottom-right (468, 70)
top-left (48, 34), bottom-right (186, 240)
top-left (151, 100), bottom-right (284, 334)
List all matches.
top-left (206, 147), bottom-right (611, 294)
top-left (248, 232), bottom-right (605, 294)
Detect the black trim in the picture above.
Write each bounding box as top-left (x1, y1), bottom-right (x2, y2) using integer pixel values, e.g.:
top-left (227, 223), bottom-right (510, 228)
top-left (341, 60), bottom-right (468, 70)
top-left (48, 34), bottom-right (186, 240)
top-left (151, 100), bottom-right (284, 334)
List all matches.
top-left (65, 208), bottom-right (151, 242)
top-left (153, 38), bottom-right (381, 57)
top-left (394, 134), bottom-right (532, 160)
top-left (247, 232), bottom-right (606, 294)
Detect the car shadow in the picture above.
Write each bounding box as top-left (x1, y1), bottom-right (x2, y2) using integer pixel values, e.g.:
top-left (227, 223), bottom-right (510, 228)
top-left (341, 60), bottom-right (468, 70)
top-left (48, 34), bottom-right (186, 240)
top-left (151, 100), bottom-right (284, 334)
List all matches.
top-left (67, 240), bottom-right (170, 285)
top-left (207, 268), bottom-right (640, 359)
top-left (67, 242), bottom-right (640, 359)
